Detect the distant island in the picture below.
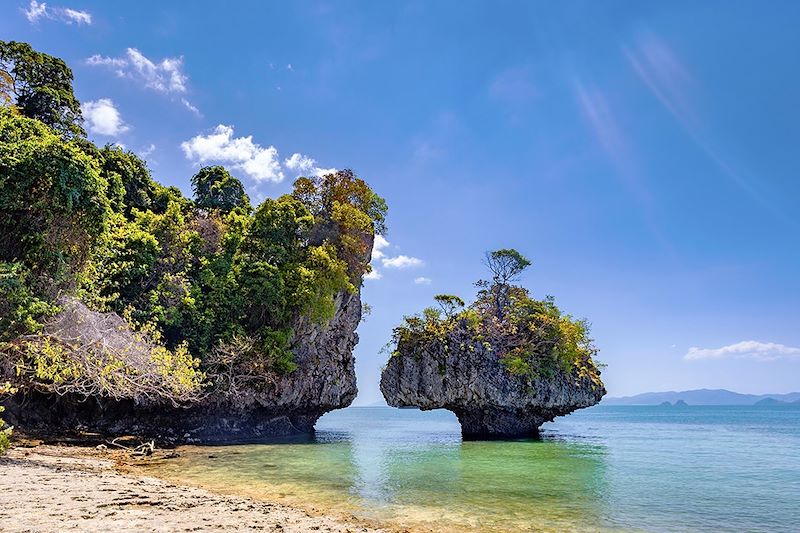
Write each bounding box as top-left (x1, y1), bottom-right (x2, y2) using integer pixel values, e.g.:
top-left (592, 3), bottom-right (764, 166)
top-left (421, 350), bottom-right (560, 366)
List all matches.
top-left (604, 389), bottom-right (800, 406)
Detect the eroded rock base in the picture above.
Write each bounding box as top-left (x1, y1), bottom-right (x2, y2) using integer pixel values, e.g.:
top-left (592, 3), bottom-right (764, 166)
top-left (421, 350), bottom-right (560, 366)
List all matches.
top-left (453, 407), bottom-right (549, 439)
top-left (2, 391), bottom-right (333, 444)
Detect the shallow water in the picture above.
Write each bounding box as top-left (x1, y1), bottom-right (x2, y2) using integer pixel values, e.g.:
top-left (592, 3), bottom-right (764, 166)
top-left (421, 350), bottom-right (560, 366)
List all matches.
top-left (156, 405), bottom-right (800, 532)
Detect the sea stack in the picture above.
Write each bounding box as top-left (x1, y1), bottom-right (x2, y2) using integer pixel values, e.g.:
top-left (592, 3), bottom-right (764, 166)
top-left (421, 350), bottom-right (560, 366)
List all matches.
top-left (380, 321), bottom-right (605, 437)
top-left (380, 249), bottom-right (606, 438)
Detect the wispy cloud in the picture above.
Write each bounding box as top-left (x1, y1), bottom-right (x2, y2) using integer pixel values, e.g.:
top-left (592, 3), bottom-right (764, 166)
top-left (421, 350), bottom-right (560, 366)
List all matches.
top-left (181, 98), bottom-right (201, 117)
top-left (685, 341), bottom-right (800, 362)
top-left (624, 32), bottom-right (698, 131)
top-left (24, 0), bottom-right (91, 25)
top-left (63, 7), bottom-right (90, 24)
top-left (138, 143), bottom-right (156, 158)
top-left (574, 79), bottom-right (673, 253)
top-left (414, 277), bottom-right (432, 285)
top-left (80, 98), bottom-right (128, 136)
top-left (624, 31), bottom-right (795, 227)
top-left (88, 48), bottom-right (187, 93)
top-left (574, 82), bottom-right (647, 201)
top-left (87, 48), bottom-right (200, 114)
top-left (488, 65), bottom-right (538, 117)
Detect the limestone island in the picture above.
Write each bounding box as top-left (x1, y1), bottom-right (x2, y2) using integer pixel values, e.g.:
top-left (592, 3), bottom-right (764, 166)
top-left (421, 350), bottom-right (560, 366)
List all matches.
top-left (0, 40), bottom-right (386, 444)
top-left (381, 249), bottom-right (606, 438)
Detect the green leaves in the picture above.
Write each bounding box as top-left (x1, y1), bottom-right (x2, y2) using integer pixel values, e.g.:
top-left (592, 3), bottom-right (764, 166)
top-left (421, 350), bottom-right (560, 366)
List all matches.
top-left (0, 108), bottom-right (110, 280)
top-left (191, 166), bottom-right (251, 214)
top-left (392, 253), bottom-right (602, 386)
top-left (0, 43), bottom-right (383, 385)
top-left (0, 40), bottom-right (84, 136)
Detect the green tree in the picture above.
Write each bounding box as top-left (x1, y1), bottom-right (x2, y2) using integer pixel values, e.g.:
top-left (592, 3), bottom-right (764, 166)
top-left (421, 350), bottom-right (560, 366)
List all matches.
top-left (191, 166), bottom-right (251, 214)
top-left (98, 144), bottom-right (155, 213)
top-left (434, 294), bottom-right (465, 318)
top-left (0, 40), bottom-right (84, 136)
top-left (0, 108), bottom-right (109, 284)
top-left (292, 169), bottom-right (387, 280)
top-left (233, 196), bottom-right (315, 330)
top-left (483, 248), bottom-right (531, 319)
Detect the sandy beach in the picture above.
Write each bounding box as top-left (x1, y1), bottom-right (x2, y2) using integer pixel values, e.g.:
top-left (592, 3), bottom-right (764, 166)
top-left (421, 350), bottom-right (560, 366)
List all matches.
top-left (0, 445), bottom-right (387, 533)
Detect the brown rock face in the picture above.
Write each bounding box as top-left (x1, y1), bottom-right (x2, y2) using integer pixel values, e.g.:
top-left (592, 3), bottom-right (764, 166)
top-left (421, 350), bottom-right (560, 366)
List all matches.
top-left (380, 326), bottom-right (605, 438)
top-left (2, 289), bottom-right (363, 444)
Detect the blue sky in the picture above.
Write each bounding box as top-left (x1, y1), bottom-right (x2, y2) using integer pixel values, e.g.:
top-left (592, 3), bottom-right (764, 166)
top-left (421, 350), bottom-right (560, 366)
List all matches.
top-left (4, 1), bottom-right (800, 400)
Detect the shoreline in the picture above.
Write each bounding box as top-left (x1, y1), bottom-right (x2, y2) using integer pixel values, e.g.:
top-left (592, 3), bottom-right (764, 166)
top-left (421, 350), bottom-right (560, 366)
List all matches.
top-left (0, 444), bottom-right (389, 533)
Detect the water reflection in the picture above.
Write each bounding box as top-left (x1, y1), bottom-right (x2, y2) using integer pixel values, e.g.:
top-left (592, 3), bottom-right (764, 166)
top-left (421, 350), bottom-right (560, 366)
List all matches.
top-left (156, 408), bottom-right (611, 531)
top-left (155, 405), bottom-right (800, 532)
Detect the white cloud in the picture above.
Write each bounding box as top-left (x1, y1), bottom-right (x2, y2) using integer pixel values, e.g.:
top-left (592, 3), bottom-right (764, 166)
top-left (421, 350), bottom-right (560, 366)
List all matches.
top-left (81, 98), bottom-right (128, 136)
top-left (63, 7), bottom-right (91, 24)
top-left (181, 124), bottom-right (284, 183)
top-left (87, 48), bottom-right (198, 113)
top-left (24, 1), bottom-right (91, 24)
top-left (684, 341), bottom-right (800, 362)
top-left (363, 235), bottom-right (424, 281)
top-left (284, 152), bottom-right (335, 177)
top-left (382, 255), bottom-right (424, 269)
top-left (139, 143), bottom-right (156, 158)
top-left (371, 235), bottom-right (389, 261)
top-left (414, 277), bottom-right (432, 285)
top-left (362, 235), bottom-right (390, 281)
top-left (284, 153), bottom-right (315, 173)
top-left (86, 55), bottom-right (126, 69)
top-left (181, 98), bottom-right (201, 116)
top-left (24, 0), bottom-right (47, 22)
top-left (364, 269), bottom-right (382, 281)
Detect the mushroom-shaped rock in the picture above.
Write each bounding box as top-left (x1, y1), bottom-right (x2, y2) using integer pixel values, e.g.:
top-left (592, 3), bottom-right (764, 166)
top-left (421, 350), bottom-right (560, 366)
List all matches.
top-left (380, 249), bottom-right (606, 438)
top-left (380, 321), bottom-right (605, 438)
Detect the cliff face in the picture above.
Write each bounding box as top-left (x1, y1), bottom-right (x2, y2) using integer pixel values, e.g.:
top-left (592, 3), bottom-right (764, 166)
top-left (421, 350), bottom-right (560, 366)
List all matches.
top-left (380, 324), bottom-right (605, 438)
top-left (2, 288), bottom-right (362, 444)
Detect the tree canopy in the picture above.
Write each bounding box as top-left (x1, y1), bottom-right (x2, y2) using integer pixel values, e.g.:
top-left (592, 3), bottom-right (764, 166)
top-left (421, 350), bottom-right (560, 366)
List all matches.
top-left (191, 165), bottom-right (251, 214)
top-left (0, 42), bottom-right (386, 409)
top-left (0, 40), bottom-right (84, 136)
top-left (391, 250), bottom-right (602, 385)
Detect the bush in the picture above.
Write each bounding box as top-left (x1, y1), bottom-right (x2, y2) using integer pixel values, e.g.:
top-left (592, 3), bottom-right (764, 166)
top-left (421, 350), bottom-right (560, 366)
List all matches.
top-left (390, 250), bottom-right (602, 385)
top-left (0, 382), bottom-right (15, 454)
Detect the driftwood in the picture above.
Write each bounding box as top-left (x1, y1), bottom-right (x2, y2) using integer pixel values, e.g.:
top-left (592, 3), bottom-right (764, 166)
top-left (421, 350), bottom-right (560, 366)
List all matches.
top-left (108, 436), bottom-right (155, 457)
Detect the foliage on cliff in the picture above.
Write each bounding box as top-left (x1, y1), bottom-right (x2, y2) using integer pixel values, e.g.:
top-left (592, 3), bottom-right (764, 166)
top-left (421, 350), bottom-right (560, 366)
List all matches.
top-left (0, 42), bottom-right (384, 406)
top-left (0, 382), bottom-right (13, 454)
top-left (390, 249), bottom-right (602, 385)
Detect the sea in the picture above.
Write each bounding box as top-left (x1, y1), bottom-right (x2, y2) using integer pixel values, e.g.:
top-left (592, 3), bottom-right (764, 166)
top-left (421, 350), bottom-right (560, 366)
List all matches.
top-left (155, 405), bottom-right (800, 532)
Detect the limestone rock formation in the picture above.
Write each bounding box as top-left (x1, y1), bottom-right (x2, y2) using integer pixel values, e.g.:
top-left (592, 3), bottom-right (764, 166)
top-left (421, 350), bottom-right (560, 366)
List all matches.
top-left (380, 322), bottom-right (605, 438)
top-left (2, 289), bottom-right (362, 444)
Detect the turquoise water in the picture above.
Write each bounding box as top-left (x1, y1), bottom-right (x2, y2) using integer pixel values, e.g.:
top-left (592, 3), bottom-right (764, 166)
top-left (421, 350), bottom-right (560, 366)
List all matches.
top-left (158, 405), bottom-right (800, 532)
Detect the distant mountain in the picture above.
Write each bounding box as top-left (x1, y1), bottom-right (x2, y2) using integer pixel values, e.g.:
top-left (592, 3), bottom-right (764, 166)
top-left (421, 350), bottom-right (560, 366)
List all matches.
top-left (754, 398), bottom-right (785, 406)
top-left (603, 389), bottom-right (800, 406)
